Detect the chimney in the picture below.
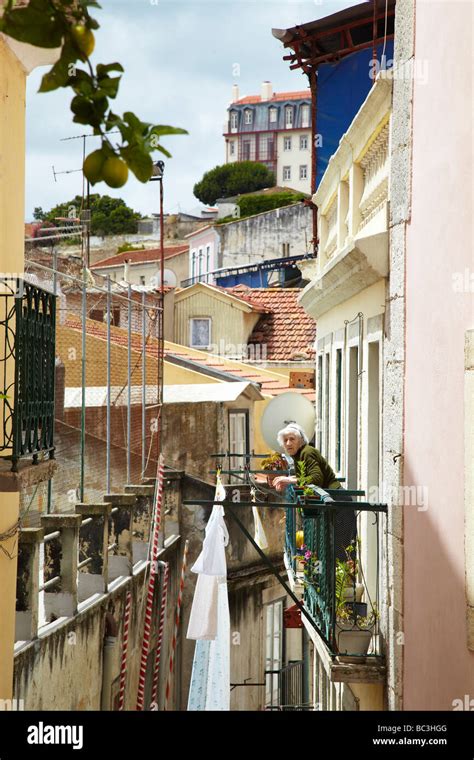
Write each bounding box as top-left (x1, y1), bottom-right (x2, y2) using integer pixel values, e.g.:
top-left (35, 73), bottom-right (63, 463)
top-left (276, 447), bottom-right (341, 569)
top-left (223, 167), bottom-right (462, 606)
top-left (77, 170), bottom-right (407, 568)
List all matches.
top-left (261, 81), bottom-right (273, 101)
top-left (123, 259), bottom-right (130, 282)
top-left (232, 83), bottom-right (240, 102)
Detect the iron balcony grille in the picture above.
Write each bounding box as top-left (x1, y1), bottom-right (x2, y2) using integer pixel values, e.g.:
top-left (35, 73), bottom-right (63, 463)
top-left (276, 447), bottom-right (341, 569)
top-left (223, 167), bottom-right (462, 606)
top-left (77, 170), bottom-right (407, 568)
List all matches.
top-left (0, 278), bottom-right (56, 471)
top-left (286, 486), bottom-right (387, 660)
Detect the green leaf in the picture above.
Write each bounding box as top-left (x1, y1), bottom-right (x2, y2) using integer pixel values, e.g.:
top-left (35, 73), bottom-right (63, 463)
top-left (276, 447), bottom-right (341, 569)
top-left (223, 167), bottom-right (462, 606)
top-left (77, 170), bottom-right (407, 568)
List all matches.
top-left (39, 38), bottom-right (80, 93)
top-left (0, 0), bottom-right (65, 48)
top-left (96, 62), bottom-right (124, 76)
top-left (123, 111), bottom-right (147, 133)
top-left (120, 144), bottom-right (153, 183)
top-left (96, 75), bottom-right (121, 99)
top-left (149, 125), bottom-right (188, 137)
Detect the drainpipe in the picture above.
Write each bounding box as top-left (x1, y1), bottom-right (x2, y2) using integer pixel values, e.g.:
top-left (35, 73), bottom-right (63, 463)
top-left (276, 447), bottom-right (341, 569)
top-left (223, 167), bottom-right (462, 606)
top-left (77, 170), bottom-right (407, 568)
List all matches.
top-left (309, 68), bottom-right (318, 254)
top-left (101, 612), bottom-right (119, 711)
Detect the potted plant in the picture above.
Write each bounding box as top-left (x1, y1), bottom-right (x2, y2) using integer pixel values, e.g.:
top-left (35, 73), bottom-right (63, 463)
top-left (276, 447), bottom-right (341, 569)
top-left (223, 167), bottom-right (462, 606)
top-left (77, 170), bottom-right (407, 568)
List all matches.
top-left (334, 540), bottom-right (377, 662)
top-left (261, 451), bottom-right (288, 487)
top-left (295, 462), bottom-right (321, 515)
top-left (294, 544), bottom-right (321, 590)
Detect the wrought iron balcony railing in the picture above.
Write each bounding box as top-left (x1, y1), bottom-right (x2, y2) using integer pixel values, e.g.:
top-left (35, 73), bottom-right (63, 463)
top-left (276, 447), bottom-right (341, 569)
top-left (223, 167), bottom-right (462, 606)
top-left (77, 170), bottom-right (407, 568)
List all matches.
top-left (0, 278), bottom-right (56, 471)
top-left (285, 485), bottom-right (387, 661)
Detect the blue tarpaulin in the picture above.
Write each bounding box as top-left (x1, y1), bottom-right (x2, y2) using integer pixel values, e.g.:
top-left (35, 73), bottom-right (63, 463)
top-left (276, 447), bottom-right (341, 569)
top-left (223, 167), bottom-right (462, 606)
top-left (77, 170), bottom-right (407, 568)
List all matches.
top-left (316, 40), bottom-right (394, 185)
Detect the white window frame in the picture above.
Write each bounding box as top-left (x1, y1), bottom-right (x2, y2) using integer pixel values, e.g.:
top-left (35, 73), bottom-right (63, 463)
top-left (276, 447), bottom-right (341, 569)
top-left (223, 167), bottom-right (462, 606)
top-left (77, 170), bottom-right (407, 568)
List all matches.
top-left (300, 134), bottom-right (309, 150)
top-left (283, 136), bottom-right (292, 151)
top-left (283, 166), bottom-right (291, 181)
top-left (269, 107), bottom-right (277, 123)
top-left (265, 599), bottom-right (284, 709)
top-left (301, 104), bottom-right (310, 128)
top-left (229, 141), bottom-right (235, 155)
top-left (230, 111), bottom-right (238, 129)
top-left (190, 317), bottom-right (211, 349)
top-left (299, 164), bottom-right (308, 180)
top-left (244, 109), bottom-right (253, 125)
top-left (285, 106), bottom-right (293, 127)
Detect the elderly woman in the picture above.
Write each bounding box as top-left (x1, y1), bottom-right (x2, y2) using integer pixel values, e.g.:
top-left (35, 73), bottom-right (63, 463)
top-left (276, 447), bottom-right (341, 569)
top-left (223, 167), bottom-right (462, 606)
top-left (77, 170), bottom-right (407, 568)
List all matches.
top-left (271, 423), bottom-right (356, 559)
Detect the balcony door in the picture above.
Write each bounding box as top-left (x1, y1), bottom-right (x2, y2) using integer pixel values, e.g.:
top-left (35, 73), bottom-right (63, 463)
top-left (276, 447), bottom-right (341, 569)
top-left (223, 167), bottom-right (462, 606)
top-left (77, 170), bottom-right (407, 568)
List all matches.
top-left (228, 410), bottom-right (249, 483)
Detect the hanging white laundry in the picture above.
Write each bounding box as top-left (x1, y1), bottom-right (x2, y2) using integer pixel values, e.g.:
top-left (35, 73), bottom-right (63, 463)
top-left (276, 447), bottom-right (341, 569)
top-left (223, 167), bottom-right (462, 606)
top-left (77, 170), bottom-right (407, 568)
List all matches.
top-left (187, 476), bottom-right (231, 710)
top-left (252, 505), bottom-right (268, 550)
top-left (188, 580), bottom-right (230, 711)
top-left (186, 573), bottom-right (219, 640)
top-left (191, 484), bottom-right (229, 577)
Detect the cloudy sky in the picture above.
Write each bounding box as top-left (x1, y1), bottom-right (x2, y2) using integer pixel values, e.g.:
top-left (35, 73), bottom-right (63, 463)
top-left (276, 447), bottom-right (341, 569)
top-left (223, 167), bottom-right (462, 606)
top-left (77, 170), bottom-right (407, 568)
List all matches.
top-left (25, 0), bottom-right (356, 220)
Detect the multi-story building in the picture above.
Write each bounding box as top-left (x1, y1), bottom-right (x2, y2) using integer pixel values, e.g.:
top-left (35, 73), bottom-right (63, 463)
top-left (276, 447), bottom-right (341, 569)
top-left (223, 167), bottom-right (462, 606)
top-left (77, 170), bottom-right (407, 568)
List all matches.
top-left (224, 82), bottom-right (312, 194)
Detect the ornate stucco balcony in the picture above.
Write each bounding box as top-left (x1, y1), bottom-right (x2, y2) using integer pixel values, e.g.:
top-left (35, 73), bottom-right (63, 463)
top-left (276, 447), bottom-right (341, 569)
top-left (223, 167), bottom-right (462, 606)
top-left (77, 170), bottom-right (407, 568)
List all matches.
top-left (299, 73), bottom-right (393, 319)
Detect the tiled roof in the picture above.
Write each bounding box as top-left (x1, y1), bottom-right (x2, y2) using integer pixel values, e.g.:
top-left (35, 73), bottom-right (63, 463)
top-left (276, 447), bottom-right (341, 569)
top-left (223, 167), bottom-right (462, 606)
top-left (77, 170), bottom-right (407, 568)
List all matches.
top-left (91, 245), bottom-right (188, 269)
top-left (164, 347), bottom-right (315, 401)
top-left (61, 315), bottom-right (315, 401)
top-left (223, 286), bottom-right (316, 361)
top-left (234, 90), bottom-right (311, 106)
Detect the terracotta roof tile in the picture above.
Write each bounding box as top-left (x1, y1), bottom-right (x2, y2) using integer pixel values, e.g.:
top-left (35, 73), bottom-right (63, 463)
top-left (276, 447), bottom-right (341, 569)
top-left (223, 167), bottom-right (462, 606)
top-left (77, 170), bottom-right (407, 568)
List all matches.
top-left (91, 245), bottom-right (188, 269)
top-left (233, 90), bottom-right (311, 106)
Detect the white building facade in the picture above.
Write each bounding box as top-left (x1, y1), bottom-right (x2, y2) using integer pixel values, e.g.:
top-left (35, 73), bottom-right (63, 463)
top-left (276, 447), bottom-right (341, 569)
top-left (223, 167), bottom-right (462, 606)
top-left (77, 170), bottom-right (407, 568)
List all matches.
top-left (224, 81), bottom-right (312, 194)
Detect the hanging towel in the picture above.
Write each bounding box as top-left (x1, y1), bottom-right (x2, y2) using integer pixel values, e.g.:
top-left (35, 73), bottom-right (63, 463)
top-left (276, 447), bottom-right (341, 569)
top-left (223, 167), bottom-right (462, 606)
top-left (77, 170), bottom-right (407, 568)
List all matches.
top-left (186, 573), bottom-right (220, 640)
top-left (252, 505), bottom-right (268, 550)
top-left (187, 479), bottom-right (229, 639)
top-left (188, 581), bottom-right (230, 711)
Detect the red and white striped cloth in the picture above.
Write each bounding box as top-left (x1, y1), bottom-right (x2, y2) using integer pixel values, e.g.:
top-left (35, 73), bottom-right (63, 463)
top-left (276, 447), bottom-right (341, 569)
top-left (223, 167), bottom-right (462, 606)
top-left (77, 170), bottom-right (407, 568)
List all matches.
top-left (136, 455), bottom-right (164, 711)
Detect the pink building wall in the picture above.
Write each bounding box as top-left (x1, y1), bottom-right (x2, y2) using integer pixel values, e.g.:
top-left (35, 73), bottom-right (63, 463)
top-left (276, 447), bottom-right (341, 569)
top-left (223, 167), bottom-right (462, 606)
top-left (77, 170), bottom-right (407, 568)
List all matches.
top-left (403, 1), bottom-right (474, 709)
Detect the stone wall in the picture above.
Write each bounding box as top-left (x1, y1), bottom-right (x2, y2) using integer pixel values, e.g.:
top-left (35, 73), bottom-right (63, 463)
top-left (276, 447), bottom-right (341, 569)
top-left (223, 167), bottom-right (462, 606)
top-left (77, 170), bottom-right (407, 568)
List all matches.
top-left (217, 203), bottom-right (312, 269)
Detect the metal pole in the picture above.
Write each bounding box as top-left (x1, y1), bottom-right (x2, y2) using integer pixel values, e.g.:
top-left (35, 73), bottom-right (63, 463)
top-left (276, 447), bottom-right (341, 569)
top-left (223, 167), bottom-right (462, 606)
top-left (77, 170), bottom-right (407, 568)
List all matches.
top-left (158, 175), bottom-right (165, 460)
top-left (48, 250), bottom-right (59, 515)
top-left (80, 266), bottom-right (86, 501)
top-left (141, 290), bottom-right (146, 478)
top-left (127, 283), bottom-right (132, 484)
top-left (106, 274), bottom-right (111, 493)
top-left (309, 68), bottom-right (318, 254)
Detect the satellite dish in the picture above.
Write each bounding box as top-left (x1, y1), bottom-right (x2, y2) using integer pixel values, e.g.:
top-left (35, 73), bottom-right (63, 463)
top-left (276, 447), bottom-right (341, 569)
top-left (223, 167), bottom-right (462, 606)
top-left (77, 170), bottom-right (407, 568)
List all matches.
top-left (151, 269), bottom-right (177, 287)
top-left (261, 392), bottom-right (316, 452)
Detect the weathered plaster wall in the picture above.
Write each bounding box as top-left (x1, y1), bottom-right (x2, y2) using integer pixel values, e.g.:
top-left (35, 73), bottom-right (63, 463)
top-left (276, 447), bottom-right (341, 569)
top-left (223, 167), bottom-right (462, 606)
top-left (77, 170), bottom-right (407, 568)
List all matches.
top-left (217, 203), bottom-right (312, 268)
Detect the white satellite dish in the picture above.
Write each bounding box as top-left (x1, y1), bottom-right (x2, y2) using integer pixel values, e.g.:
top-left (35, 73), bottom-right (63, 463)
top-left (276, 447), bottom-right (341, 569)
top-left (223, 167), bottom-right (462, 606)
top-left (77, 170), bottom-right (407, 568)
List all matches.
top-left (261, 392), bottom-right (316, 452)
top-left (151, 269), bottom-right (177, 287)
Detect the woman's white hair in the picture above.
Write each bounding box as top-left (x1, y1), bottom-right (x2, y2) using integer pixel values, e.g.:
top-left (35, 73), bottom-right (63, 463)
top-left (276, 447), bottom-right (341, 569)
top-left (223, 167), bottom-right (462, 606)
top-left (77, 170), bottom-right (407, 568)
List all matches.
top-left (277, 423), bottom-right (309, 448)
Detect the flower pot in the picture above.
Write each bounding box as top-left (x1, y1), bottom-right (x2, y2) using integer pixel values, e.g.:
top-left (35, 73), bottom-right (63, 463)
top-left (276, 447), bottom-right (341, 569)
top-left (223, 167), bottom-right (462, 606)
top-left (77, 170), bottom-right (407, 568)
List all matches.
top-left (335, 621), bottom-right (374, 663)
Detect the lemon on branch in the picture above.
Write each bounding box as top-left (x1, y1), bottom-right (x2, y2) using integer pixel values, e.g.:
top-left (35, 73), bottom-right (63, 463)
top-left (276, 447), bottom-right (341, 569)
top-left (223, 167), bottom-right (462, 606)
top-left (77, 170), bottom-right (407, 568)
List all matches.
top-left (102, 157), bottom-right (129, 188)
top-left (71, 25), bottom-right (95, 57)
top-left (83, 149), bottom-right (106, 185)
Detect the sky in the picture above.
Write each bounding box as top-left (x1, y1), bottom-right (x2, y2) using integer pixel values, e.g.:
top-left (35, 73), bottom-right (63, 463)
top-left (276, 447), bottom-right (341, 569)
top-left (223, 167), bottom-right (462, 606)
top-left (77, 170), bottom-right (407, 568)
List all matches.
top-left (25, 0), bottom-right (357, 221)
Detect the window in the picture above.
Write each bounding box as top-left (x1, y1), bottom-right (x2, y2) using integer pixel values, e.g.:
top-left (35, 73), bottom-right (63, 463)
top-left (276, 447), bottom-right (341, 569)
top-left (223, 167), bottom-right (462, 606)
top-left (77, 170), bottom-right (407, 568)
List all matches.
top-left (301, 104), bottom-right (310, 127)
top-left (229, 141), bottom-right (235, 156)
top-left (269, 107), bottom-right (277, 123)
top-left (317, 354), bottom-right (323, 450)
top-left (265, 600), bottom-right (284, 709)
top-left (282, 242), bottom-right (290, 257)
top-left (283, 166), bottom-right (291, 181)
top-left (139, 275), bottom-right (145, 285)
top-left (230, 111), bottom-right (238, 129)
top-left (190, 318), bottom-right (211, 348)
top-left (206, 246), bottom-right (211, 282)
top-left (285, 106), bottom-right (293, 127)
top-left (191, 251), bottom-right (196, 281)
top-left (242, 140), bottom-right (251, 160)
top-left (244, 109), bottom-right (252, 124)
top-left (300, 134), bottom-right (309, 150)
top-left (335, 349), bottom-right (342, 472)
top-left (228, 410), bottom-right (249, 484)
top-left (283, 136), bottom-right (292, 151)
top-left (198, 249), bottom-right (203, 281)
top-left (347, 346), bottom-right (359, 489)
top-left (299, 165), bottom-right (308, 180)
top-left (324, 352), bottom-right (331, 458)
